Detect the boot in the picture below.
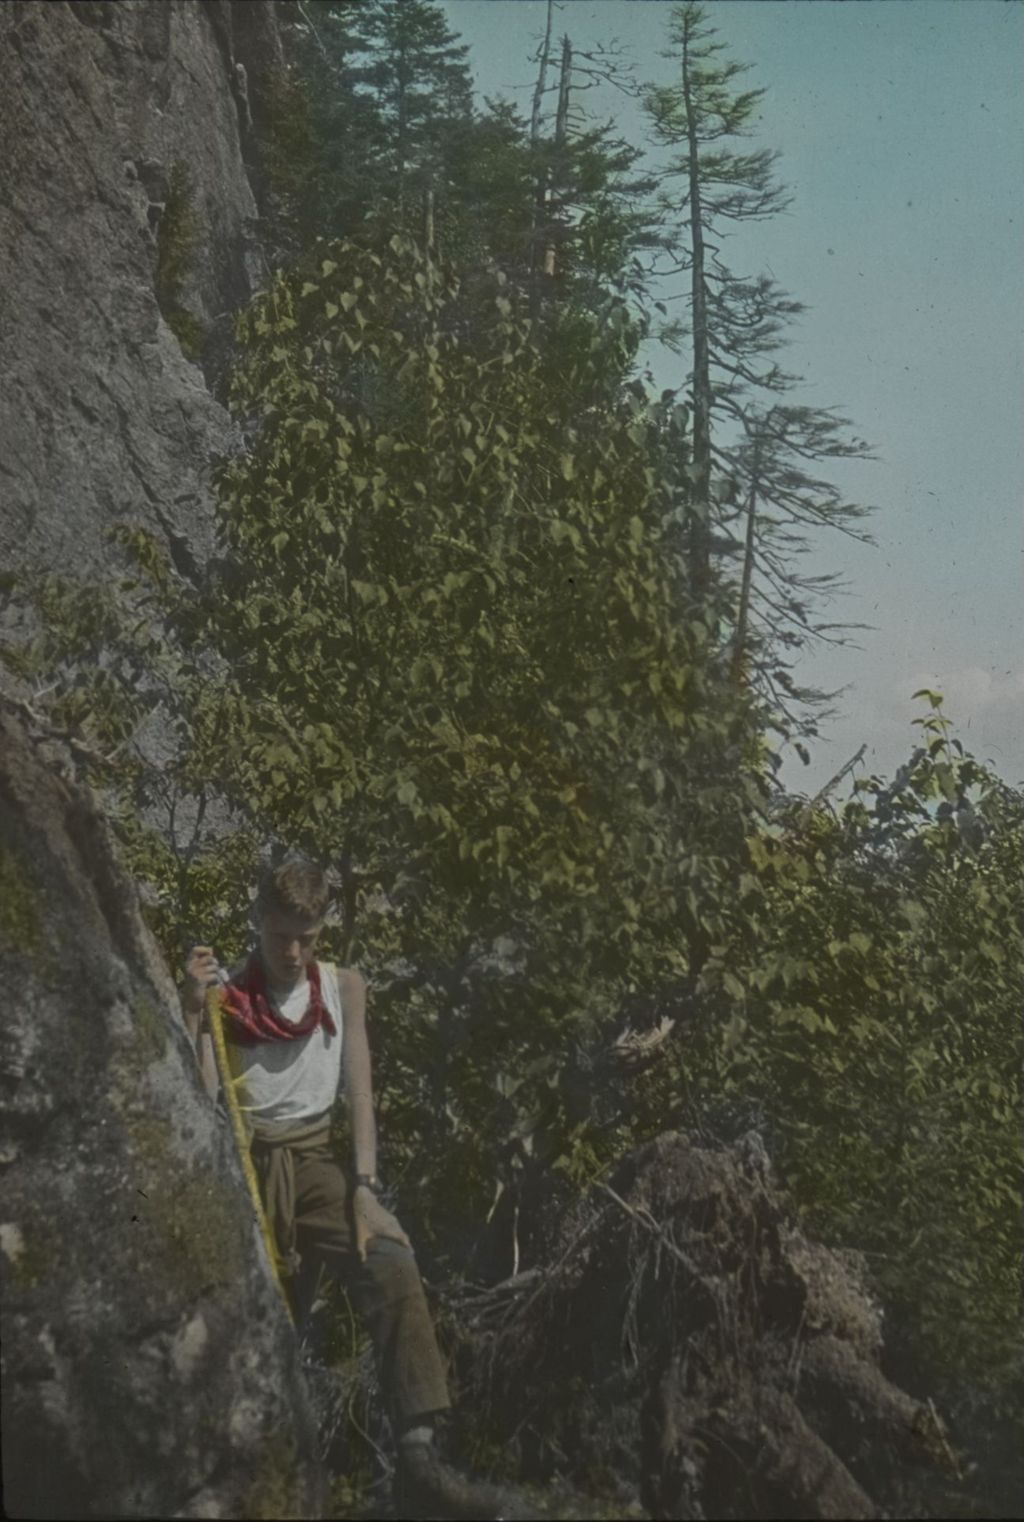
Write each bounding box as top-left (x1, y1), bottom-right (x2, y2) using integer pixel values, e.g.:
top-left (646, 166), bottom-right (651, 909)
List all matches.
top-left (394, 1438), bottom-right (519, 1521)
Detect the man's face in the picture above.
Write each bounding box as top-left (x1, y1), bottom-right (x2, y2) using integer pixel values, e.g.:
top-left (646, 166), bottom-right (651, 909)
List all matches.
top-left (258, 909), bottom-right (323, 987)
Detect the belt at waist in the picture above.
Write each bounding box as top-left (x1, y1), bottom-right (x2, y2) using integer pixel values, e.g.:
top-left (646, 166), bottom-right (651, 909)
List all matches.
top-left (247, 1112), bottom-right (333, 1278)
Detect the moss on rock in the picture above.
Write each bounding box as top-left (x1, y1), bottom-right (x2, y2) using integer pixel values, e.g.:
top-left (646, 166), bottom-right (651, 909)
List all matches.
top-left (0, 842), bottom-right (46, 962)
top-left (241, 1432), bottom-right (310, 1521)
top-left (5, 1216), bottom-right (60, 1292)
top-left (126, 1112), bottom-right (246, 1290)
top-left (156, 162), bottom-right (206, 358)
top-left (125, 994), bottom-right (170, 1075)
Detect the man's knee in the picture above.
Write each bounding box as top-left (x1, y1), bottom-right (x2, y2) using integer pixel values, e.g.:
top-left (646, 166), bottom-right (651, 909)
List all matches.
top-left (362, 1236), bottom-right (424, 1300)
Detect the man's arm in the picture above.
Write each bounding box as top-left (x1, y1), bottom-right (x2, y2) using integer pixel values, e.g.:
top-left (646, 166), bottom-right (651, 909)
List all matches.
top-left (182, 945), bottom-right (221, 1103)
top-left (339, 968), bottom-right (377, 1180)
top-left (340, 968), bottom-right (410, 1259)
top-left (194, 1025), bottom-right (220, 1103)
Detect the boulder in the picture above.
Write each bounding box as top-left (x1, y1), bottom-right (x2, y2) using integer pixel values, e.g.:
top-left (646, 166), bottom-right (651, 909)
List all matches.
top-left (0, 707), bottom-right (324, 1519)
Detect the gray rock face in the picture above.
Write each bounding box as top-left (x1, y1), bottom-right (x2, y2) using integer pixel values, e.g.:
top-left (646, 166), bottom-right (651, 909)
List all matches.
top-left (0, 0), bottom-right (273, 580)
top-left (0, 708), bottom-right (324, 1519)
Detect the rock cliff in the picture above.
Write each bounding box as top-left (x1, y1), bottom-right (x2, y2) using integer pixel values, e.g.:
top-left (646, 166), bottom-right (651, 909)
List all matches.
top-left (0, 9), bottom-right (328, 1514)
top-left (0, 0), bottom-right (279, 582)
top-left (0, 706), bottom-right (323, 1518)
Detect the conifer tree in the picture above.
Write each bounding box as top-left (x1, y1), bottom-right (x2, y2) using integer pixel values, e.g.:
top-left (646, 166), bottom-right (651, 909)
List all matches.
top-left (528, 24), bottom-right (660, 313)
top-left (345, 0), bottom-right (473, 211)
top-left (277, 0), bottom-right (657, 315)
top-left (276, 0), bottom-right (474, 240)
top-left (727, 401), bottom-right (872, 723)
top-left (645, 1), bottom-right (790, 596)
top-left (645, 1), bottom-right (871, 703)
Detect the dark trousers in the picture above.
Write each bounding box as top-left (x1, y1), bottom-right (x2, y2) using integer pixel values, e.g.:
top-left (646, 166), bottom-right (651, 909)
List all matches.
top-left (278, 1145), bottom-right (451, 1425)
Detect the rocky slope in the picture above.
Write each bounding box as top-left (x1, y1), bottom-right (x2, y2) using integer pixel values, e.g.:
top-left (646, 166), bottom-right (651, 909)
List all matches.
top-left (0, 706), bottom-right (323, 1518)
top-left (0, 0), bottom-right (279, 582)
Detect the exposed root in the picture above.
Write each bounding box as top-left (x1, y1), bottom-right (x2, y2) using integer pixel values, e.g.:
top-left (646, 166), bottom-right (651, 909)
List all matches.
top-left (443, 1131), bottom-right (959, 1520)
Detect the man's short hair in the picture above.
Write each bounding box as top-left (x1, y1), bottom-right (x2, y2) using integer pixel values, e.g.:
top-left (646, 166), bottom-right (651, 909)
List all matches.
top-left (255, 857), bottom-right (330, 923)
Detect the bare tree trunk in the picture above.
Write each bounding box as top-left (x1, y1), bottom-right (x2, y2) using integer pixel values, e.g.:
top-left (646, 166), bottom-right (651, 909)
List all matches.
top-left (529, 0), bottom-right (554, 309)
top-left (804, 744), bottom-right (867, 814)
top-left (731, 433), bottom-right (762, 686)
top-left (395, 34), bottom-right (409, 211)
top-left (423, 181), bottom-right (435, 256)
top-left (682, 22), bottom-right (712, 601)
top-left (543, 35), bottom-right (572, 279)
top-left (529, 0), bottom-right (554, 146)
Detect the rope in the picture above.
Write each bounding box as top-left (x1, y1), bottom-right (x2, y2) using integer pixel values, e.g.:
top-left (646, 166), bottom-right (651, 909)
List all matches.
top-left (205, 986), bottom-right (294, 1321)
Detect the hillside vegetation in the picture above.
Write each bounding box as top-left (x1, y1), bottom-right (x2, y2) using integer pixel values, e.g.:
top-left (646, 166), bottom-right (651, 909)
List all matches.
top-left (4, 4), bottom-right (1020, 1516)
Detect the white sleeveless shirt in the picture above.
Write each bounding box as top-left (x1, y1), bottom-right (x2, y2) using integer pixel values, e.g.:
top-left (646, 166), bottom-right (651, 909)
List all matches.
top-left (225, 961), bottom-right (345, 1125)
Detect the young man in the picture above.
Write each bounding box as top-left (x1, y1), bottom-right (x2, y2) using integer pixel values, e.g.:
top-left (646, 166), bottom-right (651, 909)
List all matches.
top-left (182, 858), bottom-right (508, 1521)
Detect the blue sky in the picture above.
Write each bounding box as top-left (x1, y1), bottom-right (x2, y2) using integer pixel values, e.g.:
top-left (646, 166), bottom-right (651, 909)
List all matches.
top-left (438, 0), bottom-right (1024, 792)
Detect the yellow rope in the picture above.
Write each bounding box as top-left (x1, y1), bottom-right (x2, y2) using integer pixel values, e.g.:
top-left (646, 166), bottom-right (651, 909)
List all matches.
top-left (205, 986), bottom-right (293, 1321)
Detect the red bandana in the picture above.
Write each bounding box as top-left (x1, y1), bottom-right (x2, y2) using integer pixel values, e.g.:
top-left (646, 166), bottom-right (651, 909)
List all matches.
top-left (220, 952), bottom-right (337, 1045)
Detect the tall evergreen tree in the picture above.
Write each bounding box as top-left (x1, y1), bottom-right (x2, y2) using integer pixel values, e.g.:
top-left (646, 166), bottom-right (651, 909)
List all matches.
top-left (645, 2), bottom-right (871, 708)
top-left (345, 0), bottom-right (473, 210)
top-left (526, 23), bottom-right (661, 312)
top-left (645, 1), bottom-right (790, 597)
top-left (726, 402), bottom-right (872, 723)
top-left (275, 0), bottom-right (475, 240)
top-left (275, 0), bottom-right (658, 317)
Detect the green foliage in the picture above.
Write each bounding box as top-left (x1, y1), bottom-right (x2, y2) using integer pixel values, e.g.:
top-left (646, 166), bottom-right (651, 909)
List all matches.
top-left (155, 162), bottom-right (205, 358)
top-left (4, 5), bottom-right (1019, 1491)
top-left (204, 231), bottom-right (763, 1232)
top-left (274, 0), bottom-right (660, 313)
top-left (8, 228), bottom-right (763, 1241)
top-left (260, 62), bottom-right (322, 260)
top-left (688, 700), bottom-right (1023, 1394)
